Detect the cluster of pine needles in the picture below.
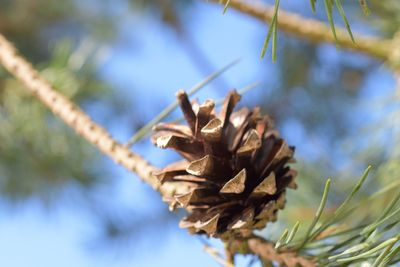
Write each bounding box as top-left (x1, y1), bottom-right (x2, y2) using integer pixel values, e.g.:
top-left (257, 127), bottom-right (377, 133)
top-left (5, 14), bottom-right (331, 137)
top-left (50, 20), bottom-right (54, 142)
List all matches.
top-left (126, 59), bottom-right (400, 266)
top-left (221, 0), bottom-right (370, 61)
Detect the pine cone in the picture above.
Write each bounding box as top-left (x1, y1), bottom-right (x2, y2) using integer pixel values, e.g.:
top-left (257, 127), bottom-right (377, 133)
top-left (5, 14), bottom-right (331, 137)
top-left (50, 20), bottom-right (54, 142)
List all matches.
top-left (152, 90), bottom-right (297, 237)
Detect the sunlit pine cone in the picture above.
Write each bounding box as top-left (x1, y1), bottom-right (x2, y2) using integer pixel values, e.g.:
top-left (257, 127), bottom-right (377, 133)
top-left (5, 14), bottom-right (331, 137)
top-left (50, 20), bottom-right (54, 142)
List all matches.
top-left (152, 90), bottom-right (297, 237)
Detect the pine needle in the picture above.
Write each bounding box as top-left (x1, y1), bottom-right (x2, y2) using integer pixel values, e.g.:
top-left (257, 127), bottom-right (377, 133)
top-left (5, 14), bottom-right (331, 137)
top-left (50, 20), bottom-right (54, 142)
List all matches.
top-left (298, 179), bottom-right (331, 250)
top-left (361, 207), bottom-right (400, 235)
top-left (285, 221), bottom-right (301, 245)
top-left (378, 245), bottom-right (400, 267)
top-left (308, 166), bottom-right (371, 242)
top-left (334, 0), bottom-right (355, 43)
top-left (363, 191), bottom-right (400, 237)
top-left (275, 228), bottom-right (289, 249)
top-left (328, 242), bottom-right (370, 260)
top-left (336, 236), bottom-right (400, 263)
top-left (310, 0), bottom-right (317, 13)
top-left (333, 165), bottom-right (371, 217)
top-left (324, 0), bottom-right (338, 43)
top-left (261, 0), bottom-right (280, 59)
top-left (223, 0), bottom-right (231, 14)
top-left (272, 1), bottom-right (279, 62)
top-left (372, 241), bottom-right (397, 267)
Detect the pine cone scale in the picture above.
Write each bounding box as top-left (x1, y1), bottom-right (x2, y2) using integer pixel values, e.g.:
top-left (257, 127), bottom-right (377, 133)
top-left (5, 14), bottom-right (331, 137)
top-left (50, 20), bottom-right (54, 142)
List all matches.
top-left (153, 90), bottom-right (297, 236)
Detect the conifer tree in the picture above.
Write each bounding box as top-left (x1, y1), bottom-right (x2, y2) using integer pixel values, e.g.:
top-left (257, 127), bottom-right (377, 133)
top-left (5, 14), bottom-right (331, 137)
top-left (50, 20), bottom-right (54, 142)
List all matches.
top-left (0, 0), bottom-right (399, 266)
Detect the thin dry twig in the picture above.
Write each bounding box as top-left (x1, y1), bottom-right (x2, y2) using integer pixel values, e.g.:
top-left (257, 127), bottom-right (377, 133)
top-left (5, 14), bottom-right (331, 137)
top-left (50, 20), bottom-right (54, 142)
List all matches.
top-left (204, 245), bottom-right (235, 267)
top-left (228, 235), bottom-right (316, 267)
top-left (224, 242), bottom-right (235, 267)
top-left (209, 0), bottom-right (394, 61)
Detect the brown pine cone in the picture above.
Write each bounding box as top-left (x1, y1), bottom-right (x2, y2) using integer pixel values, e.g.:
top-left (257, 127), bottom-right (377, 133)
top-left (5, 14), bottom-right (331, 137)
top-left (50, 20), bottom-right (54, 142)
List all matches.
top-left (152, 90), bottom-right (297, 237)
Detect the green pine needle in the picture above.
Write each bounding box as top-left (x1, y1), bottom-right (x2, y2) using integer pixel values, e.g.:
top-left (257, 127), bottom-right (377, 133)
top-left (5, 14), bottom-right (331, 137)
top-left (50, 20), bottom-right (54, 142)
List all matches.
top-left (361, 207), bottom-right (400, 235)
top-left (285, 221), bottom-right (301, 245)
top-left (328, 242), bottom-right (370, 260)
top-left (310, 0), bottom-right (317, 13)
top-left (272, 1), bottom-right (279, 62)
top-left (334, 0), bottom-right (355, 43)
top-left (372, 241), bottom-right (397, 267)
top-left (336, 236), bottom-right (400, 263)
top-left (286, 167), bottom-right (398, 265)
top-left (260, 22), bottom-right (274, 59)
top-left (378, 245), bottom-right (400, 267)
top-left (261, 0), bottom-right (280, 59)
top-left (275, 228), bottom-right (289, 249)
top-left (307, 166), bottom-right (371, 243)
top-left (223, 0), bottom-right (231, 14)
top-left (314, 224), bottom-right (367, 242)
top-left (317, 235), bottom-right (362, 260)
top-left (363, 191), bottom-right (400, 237)
top-left (298, 178), bottom-right (331, 250)
top-left (324, 0), bottom-right (338, 43)
top-left (375, 191), bottom-right (400, 223)
top-left (333, 165), bottom-right (371, 217)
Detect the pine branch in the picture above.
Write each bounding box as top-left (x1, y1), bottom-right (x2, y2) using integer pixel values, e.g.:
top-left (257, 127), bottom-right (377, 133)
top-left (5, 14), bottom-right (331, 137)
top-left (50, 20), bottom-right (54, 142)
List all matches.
top-left (275, 168), bottom-right (400, 266)
top-left (0, 33), bottom-right (187, 200)
top-left (0, 33), bottom-right (315, 266)
top-left (208, 0), bottom-right (394, 61)
top-left (1, 32), bottom-right (398, 266)
top-left (228, 235), bottom-right (316, 267)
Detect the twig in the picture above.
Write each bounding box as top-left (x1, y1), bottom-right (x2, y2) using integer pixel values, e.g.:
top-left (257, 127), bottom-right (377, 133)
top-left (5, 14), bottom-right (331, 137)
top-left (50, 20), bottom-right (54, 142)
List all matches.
top-left (204, 245), bottom-right (235, 267)
top-left (224, 242), bottom-right (235, 267)
top-left (0, 33), bottom-right (187, 200)
top-left (228, 235), bottom-right (316, 267)
top-left (208, 0), bottom-right (394, 61)
top-left (0, 33), bottom-right (315, 266)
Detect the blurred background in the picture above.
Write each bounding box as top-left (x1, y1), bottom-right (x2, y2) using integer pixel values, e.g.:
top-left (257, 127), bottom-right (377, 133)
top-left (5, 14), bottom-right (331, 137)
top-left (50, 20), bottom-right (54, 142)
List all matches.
top-left (0, 0), bottom-right (399, 266)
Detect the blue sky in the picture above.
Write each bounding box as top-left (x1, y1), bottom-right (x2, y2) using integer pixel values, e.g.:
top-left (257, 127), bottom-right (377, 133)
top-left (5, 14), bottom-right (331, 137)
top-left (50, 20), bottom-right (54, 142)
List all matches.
top-left (0, 3), bottom-right (264, 266)
top-left (0, 1), bottom-right (397, 267)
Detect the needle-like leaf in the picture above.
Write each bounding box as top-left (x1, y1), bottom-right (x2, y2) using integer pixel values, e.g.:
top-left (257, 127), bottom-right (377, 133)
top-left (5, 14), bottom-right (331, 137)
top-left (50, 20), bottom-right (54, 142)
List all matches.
top-left (298, 179), bottom-right (331, 250)
top-left (361, 207), bottom-right (400, 235)
top-left (334, 0), bottom-right (355, 43)
top-left (308, 166), bottom-right (371, 242)
top-left (378, 245), bottom-right (400, 267)
top-left (272, 0), bottom-right (279, 62)
top-left (261, 0), bottom-right (280, 59)
top-left (324, 0), bottom-right (338, 42)
top-left (285, 221), bottom-right (301, 245)
top-left (310, 0), bottom-right (317, 13)
top-left (336, 236), bottom-right (400, 263)
top-left (372, 241), bottom-right (397, 267)
top-left (275, 228), bottom-right (289, 249)
top-left (223, 0), bottom-right (231, 14)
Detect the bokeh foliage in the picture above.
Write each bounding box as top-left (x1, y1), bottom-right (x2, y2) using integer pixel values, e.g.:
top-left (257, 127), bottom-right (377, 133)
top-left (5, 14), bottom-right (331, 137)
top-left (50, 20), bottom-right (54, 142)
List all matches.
top-left (0, 40), bottom-right (109, 202)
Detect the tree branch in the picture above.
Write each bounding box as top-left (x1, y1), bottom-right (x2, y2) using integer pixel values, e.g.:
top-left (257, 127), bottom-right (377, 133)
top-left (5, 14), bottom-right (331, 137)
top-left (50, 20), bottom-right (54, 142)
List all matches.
top-left (0, 33), bottom-right (189, 200)
top-left (228, 235), bottom-right (316, 267)
top-left (0, 33), bottom-right (315, 266)
top-left (209, 0), bottom-right (394, 61)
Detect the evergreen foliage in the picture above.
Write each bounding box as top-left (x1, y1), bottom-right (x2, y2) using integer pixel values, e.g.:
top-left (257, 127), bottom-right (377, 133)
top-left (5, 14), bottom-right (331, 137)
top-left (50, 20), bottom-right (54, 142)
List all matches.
top-left (0, 0), bottom-right (399, 266)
